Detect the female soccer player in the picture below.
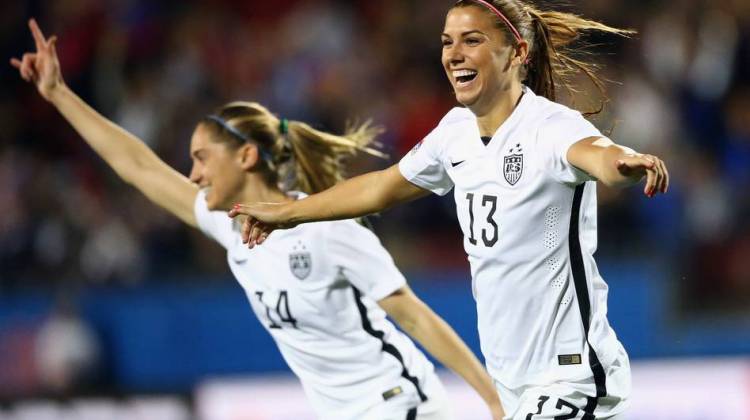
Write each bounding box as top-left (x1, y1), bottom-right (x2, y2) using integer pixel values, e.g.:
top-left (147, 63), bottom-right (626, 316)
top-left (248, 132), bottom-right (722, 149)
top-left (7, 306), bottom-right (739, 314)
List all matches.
top-left (11, 19), bottom-right (505, 420)
top-left (230, 1), bottom-right (669, 419)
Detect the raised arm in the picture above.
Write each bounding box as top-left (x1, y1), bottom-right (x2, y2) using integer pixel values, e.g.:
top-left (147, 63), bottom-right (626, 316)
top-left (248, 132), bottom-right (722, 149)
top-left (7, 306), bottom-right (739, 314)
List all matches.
top-left (11, 19), bottom-right (198, 226)
top-left (230, 164), bottom-right (429, 246)
top-left (567, 136), bottom-right (669, 197)
top-left (378, 286), bottom-right (504, 420)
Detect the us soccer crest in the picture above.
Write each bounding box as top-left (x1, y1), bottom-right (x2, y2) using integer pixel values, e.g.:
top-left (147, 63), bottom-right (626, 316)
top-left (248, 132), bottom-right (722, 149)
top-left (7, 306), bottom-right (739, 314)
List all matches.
top-left (289, 241), bottom-right (312, 280)
top-left (503, 143), bottom-right (524, 186)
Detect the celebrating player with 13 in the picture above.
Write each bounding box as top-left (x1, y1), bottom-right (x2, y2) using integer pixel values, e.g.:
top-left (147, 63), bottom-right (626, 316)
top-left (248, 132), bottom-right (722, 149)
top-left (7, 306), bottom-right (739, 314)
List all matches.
top-left (231, 1), bottom-right (669, 419)
top-left (11, 18), bottom-right (506, 420)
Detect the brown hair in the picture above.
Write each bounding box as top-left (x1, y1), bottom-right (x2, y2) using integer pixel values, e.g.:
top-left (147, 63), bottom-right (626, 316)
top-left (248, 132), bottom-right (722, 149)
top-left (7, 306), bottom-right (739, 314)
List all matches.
top-left (201, 101), bottom-right (385, 194)
top-left (454, 0), bottom-right (634, 114)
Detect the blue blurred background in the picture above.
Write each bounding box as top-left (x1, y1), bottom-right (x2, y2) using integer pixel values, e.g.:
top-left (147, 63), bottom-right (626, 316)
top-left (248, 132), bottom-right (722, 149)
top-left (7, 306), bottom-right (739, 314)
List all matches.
top-left (1, 0), bottom-right (749, 418)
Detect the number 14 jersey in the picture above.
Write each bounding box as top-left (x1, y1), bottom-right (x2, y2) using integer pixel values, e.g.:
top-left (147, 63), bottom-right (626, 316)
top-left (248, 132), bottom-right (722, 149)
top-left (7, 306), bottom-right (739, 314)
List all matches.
top-left (399, 86), bottom-right (629, 398)
top-left (194, 191), bottom-right (438, 419)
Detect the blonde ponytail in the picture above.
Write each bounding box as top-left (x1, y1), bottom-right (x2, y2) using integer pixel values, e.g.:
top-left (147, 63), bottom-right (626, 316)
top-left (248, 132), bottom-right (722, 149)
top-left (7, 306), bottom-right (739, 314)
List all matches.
top-left (202, 101), bottom-right (385, 194)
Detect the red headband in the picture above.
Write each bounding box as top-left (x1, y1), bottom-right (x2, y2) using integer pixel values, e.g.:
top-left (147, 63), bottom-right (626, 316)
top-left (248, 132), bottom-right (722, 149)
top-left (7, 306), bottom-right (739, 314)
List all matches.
top-left (466, 0), bottom-right (524, 45)
top-left (463, 0), bottom-right (528, 63)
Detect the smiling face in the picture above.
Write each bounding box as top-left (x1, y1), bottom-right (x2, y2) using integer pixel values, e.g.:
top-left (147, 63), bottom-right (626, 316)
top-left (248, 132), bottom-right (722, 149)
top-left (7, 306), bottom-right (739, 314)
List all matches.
top-left (441, 5), bottom-right (522, 112)
top-left (188, 123), bottom-right (248, 211)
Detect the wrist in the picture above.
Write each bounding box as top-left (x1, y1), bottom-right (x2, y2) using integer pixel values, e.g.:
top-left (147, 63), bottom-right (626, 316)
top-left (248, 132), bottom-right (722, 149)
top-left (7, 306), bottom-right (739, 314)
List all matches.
top-left (46, 82), bottom-right (70, 106)
top-left (282, 200), bottom-right (302, 226)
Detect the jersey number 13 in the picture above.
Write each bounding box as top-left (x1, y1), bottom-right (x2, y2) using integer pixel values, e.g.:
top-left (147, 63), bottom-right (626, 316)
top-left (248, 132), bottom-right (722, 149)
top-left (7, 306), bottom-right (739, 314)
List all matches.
top-left (466, 193), bottom-right (499, 247)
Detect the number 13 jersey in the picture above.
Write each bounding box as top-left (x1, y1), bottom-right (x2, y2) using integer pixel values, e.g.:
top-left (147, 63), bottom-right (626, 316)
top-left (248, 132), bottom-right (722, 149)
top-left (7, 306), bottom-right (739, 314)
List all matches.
top-left (399, 86), bottom-right (629, 397)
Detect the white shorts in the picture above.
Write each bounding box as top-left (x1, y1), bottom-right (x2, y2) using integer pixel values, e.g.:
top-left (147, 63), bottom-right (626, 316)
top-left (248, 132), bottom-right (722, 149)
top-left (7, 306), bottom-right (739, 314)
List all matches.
top-left (361, 371), bottom-right (455, 420)
top-left (496, 348), bottom-right (631, 420)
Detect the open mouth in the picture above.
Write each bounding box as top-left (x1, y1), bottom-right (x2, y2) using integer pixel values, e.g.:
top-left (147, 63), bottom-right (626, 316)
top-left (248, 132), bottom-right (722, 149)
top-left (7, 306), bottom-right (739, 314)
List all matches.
top-left (454, 70), bottom-right (478, 86)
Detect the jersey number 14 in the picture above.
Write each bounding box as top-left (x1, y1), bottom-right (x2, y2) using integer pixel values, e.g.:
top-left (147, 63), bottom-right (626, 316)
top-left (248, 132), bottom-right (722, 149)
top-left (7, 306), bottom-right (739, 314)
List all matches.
top-left (255, 291), bottom-right (298, 329)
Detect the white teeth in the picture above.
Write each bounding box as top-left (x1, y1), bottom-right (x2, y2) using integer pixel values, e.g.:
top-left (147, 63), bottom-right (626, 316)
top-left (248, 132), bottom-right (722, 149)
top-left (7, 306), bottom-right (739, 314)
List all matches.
top-left (453, 69), bottom-right (477, 78)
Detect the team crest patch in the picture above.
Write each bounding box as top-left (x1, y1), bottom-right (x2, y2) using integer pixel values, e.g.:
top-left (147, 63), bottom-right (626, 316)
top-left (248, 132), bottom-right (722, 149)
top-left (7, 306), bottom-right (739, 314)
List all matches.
top-left (289, 242), bottom-right (311, 280)
top-left (503, 143), bottom-right (524, 186)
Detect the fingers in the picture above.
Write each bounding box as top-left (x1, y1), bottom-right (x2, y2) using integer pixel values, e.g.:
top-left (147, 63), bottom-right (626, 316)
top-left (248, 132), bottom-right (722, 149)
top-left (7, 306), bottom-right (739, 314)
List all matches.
top-left (657, 158), bottom-right (669, 193)
top-left (248, 222), bottom-right (264, 247)
top-left (643, 160), bottom-right (656, 197)
top-left (241, 217), bottom-right (252, 244)
top-left (616, 155), bottom-right (654, 177)
top-left (241, 220), bottom-right (269, 248)
top-left (641, 154), bottom-right (669, 198)
top-left (10, 57), bottom-right (32, 82)
top-left (47, 35), bottom-right (58, 56)
top-left (29, 18), bottom-right (48, 52)
top-left (18, 53), bottom-right (37, 82)
top-left (228, 203), bottom-right (282, 248)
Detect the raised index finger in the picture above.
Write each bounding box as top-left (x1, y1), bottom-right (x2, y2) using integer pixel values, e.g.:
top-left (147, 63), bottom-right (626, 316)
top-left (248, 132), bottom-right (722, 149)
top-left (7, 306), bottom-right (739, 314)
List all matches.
top-left (29, 19), bottom-right (47, 51)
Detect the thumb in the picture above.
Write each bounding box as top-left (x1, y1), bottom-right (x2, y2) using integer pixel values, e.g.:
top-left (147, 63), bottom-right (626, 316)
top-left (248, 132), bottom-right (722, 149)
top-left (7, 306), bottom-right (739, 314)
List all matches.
top-left (616, 159), bottom-right (632, 175)
top-left (228, 204), bottom-right (249, 218)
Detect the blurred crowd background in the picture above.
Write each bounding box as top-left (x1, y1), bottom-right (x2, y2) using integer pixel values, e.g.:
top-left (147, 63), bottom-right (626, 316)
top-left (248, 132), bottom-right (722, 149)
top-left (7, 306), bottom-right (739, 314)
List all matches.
top-left (0, 0), bottom-right (749, 407)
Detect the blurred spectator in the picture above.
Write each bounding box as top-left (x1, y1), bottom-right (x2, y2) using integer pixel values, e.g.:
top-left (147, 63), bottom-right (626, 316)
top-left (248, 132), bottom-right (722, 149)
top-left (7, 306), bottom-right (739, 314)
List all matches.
top-left (34, 296), bottom-right (100, 395)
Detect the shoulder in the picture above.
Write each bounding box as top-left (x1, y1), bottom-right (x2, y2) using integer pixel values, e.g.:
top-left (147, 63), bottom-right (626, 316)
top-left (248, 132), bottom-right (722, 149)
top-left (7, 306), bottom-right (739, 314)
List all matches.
top-left (425, 107), bottom-right (475, 146)
top-left (526, 93), bottom-right (585, 127)
top-left (438, 106), bottom-right (475, 127)
top-left (194, 189), bottom-right (237, 247)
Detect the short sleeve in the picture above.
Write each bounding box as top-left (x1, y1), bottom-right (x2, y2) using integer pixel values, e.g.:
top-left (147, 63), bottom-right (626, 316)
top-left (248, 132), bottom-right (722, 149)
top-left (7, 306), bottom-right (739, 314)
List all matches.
top-left (326, 220), bottom-right (406, 301)
top-left (537, 111), bottom-right (603, 184)
top-left (398, 124), bottom-right (454, 196)
top-left (194, 189), bottom-right (235, 249)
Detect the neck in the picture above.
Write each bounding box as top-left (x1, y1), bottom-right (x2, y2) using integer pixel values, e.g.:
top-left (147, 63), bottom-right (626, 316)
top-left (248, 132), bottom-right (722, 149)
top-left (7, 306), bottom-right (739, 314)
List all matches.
top-left (471, 82), bottom-right (524, 137)
top-left (238, 174), bottom-right (294, 205)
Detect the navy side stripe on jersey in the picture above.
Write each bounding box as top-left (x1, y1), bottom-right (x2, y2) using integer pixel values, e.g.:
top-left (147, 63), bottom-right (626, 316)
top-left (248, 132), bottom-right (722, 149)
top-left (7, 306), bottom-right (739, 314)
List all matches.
top-left (569, 183), bottom-right (607, 419)
top-left (352, 286), bottom-right (428, 402)
top-left (406, 407), bottom-right (418, 420)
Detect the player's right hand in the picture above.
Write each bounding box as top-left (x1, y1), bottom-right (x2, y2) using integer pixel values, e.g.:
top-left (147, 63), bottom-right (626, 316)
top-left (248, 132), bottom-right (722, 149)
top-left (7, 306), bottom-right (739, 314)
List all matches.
top-left (10, 19), bottom-right (64, 101)
top-left (228, 202), bottom-right (298, 248)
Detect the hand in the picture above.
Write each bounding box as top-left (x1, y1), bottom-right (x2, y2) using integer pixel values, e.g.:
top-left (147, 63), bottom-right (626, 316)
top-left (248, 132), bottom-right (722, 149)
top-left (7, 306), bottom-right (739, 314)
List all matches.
top-left (228, 202), bottom-right (297, 248)
top-left (10, 18), bottom-right (65, 101)
top-left (616, 153), bottom-right (669, 198)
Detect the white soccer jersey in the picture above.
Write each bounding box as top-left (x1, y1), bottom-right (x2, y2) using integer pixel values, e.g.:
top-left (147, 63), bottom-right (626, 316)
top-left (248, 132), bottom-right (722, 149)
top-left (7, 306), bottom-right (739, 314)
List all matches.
top-left (399, 86), bottom-right (629, 404)
top-left (194, 191), bottom-right (440, 420)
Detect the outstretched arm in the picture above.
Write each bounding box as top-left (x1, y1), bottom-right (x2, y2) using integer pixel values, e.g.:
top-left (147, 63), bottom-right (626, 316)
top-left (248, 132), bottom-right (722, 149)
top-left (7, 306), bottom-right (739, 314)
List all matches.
top-left (11, 19), bottom-right (198, 226)
top-left (230, 164), bottom-right (429, 246)
top-left (379, 287), bottom-right (504, 420)
top-left (567, 137), bottom-right (669, 197)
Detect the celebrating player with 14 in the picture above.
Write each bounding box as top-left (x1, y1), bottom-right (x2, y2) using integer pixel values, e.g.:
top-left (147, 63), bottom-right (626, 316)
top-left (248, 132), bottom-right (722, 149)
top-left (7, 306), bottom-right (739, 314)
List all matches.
top-left (230, 1), bottom-right (669, 419)
top-left (11, 18), bottom-right (506, 420)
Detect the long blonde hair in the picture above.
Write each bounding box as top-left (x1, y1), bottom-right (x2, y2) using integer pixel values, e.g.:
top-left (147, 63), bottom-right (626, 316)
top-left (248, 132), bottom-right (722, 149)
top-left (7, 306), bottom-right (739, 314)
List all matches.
top-left (454, 0), bottom-right (634, 114)
top-left (201, 101), bottom-right (385, 194)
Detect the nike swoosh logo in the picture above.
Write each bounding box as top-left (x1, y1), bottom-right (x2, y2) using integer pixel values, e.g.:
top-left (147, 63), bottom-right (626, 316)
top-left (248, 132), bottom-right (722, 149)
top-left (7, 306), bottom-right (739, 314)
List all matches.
top-left (451, 160), bottom-right (465, 167)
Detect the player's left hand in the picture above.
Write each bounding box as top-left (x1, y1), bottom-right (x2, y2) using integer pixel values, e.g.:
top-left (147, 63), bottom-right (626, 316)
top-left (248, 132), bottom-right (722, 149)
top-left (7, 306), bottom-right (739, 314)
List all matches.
top-left (10, 19), bottom-right (65, 102)
top-left (616, 153), bottom-right (669, 198)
